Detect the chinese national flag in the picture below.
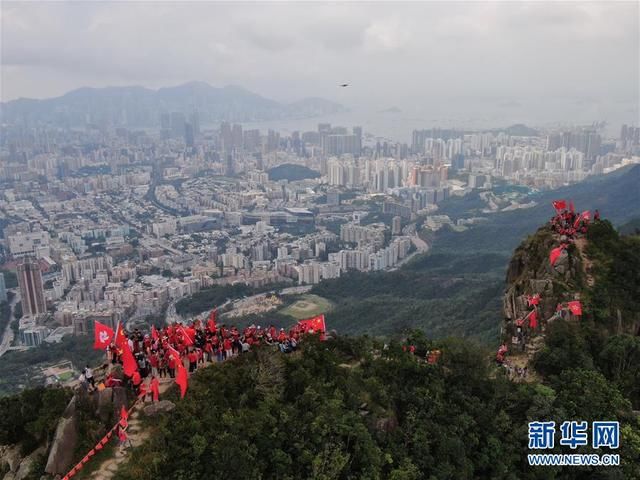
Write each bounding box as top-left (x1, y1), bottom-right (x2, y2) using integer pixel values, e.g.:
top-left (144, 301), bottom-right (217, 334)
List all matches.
top-left (568, 301), bottom-right (583, 316)
top-left (175, 363), bottom-right (188, 399)
top-left (121, 341), bottom-right (138, 378)
top-left (552, 200), bottom-right (567, 211)
top-left (120, 405), bottom-right (129, 422)
top-left (298, 315), bottom-right (327, 340)
top-left (115, 322), bottom-right (127, 349)
top-left (93, 321), bottom-right (114, 350)
top-left (151, 325), bottom-right (159, 341)
top-left (549, 246), bottom-right (564, 266)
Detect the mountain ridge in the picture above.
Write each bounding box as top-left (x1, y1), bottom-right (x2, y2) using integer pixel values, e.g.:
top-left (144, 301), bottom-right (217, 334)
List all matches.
top-left (0, 81), bottom-right (346, 126)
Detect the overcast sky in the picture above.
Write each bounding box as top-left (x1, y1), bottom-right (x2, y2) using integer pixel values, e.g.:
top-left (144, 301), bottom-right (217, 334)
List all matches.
top-left (1, 1), bottom-right (639, 118)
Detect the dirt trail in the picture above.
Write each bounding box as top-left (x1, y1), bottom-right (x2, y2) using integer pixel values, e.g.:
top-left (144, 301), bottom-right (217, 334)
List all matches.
top-left (88, 379), bottom-right (172, 480)
top-left (574, 237), bottom-right (595, 287)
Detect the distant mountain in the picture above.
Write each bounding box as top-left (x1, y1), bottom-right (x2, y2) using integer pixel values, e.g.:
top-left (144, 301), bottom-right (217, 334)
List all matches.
top-left (378, 106), bottom-right (402, 114)
top-left (0, 81), bottom-right (347, 127)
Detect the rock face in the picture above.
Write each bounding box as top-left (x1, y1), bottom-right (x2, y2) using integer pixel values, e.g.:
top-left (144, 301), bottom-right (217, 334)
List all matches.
top-left (45, 397), bottom-right (79, 476)
top-left (501, 226), bottom-right (585, 361)
top-left (14, 446), bottom-right (46, 480)
top-left (0, 444), bottom-right (23, 474)
top-left (143, 400), bottom-right (175, 417)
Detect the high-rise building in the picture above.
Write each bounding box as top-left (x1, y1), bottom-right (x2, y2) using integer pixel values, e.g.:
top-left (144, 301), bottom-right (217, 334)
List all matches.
top-left (17, 258), bottom-right (46, 316)
top-left (392, 216), bottom-right (402, 235)
top-left (0, 272), bottom-right (7, 303)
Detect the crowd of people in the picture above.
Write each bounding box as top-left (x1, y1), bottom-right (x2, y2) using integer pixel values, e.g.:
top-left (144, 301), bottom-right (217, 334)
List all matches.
top-left (94, 312), bottom-right (326, 402)
top-left (550, 200), bottom-right (599, 239)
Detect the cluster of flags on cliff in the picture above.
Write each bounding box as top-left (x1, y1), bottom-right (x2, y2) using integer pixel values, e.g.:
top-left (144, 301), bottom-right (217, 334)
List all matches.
top-left (93, 308), bottom-right (327, 401)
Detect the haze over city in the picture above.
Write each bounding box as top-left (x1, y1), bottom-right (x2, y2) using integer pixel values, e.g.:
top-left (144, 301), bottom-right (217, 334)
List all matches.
top-left (0, 3), bottom-right (640, 479)
top-left (2, 1), bottom-right (639, 133)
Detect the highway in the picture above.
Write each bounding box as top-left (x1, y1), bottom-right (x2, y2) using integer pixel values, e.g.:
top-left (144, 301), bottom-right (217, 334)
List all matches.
top-left (0, 290), bottom-right (20, 357)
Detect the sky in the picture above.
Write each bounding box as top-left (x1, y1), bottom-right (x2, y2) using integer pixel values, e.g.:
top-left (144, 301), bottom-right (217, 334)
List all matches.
top-left (1, 1), bottom-right (639, 127)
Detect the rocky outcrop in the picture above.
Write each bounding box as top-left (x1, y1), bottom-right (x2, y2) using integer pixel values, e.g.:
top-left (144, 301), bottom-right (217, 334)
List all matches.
top-left (0, 445), bottom-right (22, 474)
top-left (14, 446), bottom-right (45, 480)
top-left (45, 397), bottom-right (79, 476)
top-left (143, 400), bottom-right (175, 417)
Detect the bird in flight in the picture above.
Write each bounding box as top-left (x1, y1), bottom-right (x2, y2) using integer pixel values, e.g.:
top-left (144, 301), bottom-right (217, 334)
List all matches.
top-left (339, 83), bottom-right (349, 87)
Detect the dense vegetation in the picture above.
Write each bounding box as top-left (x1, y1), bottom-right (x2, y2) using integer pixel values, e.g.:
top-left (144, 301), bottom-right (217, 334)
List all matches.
top-left (0, 335), bottom-right (102, 396)
top-left (312, 252), bottom-right (506, 343)
top-left (175, 282), bottom-right (290, 316)
top-left (435, 164), bottom-right (640, 254)
top-left (0, 386), bottom-right (72, 454)
top-left (267, 163), bottom-right (321, 182)
top-left (112, 334), bottom-right (640, 480)
top-left (534, 221), bottom-right (640, 407)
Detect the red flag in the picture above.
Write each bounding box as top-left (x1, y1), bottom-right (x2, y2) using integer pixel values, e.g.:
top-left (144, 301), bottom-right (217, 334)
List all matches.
top-left (120, 405), bottom-right (129, 421)
top-left (121, 341), bottom-right (138, 378)
top-left (567, 301), bottom-right (582, 316)
top-left (549, 246), bottom-right (564, 266)
top-left (151, 325), bottom-right (159, 341)
top-left (527, 294), bottom-right (540, 307)
top-left (298, 314), bottom-right (327, 340)
top-left (175, 363), bottom-right (188, 399)
top-left (115, 322), bottom-right (127, 348)
top-left (569, 200), bottom-right (575, 213)
top-left (176, 325), bottom-right (194, 346)
top-left (574, 211), bottom-right (591, 228)
top-left (207, 308), bottom-right (218, 332)
top-left (552, 200), bottom-right (566, 211)
top-left (93, 321), bottom-right (114, 350)
top-left (527, 310), bottom-right (538, 329)
top-left (151, 377), bottom-right (160, 402)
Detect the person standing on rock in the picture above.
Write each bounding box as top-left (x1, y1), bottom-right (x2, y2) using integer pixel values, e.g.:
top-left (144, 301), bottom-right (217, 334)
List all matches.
top-left (84, 365), bottom-right (95, 390)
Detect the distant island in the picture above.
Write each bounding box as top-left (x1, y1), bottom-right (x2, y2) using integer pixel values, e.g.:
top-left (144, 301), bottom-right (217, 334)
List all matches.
top-left (267, 164), bottom-right (321, 182)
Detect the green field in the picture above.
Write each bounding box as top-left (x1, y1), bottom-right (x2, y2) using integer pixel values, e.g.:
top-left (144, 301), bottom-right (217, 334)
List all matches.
top-left (280, 294), bottom-right (333, 320)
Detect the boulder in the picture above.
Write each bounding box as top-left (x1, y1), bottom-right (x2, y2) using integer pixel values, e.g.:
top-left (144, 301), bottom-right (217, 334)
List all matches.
top-left (96, 387), bottom-right (114, 421)
top-left (143, 400), bottom-right (175, 417)
top-left (45, 397), bottom-right (78, 476)
top-left (1, 445), bottom-right (22, 473)
top-left (15, 446), bottom-right (46, 480)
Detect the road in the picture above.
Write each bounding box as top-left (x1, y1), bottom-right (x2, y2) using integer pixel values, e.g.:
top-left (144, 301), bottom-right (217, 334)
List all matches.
top-left (0, 290), bottom-right (20, 357)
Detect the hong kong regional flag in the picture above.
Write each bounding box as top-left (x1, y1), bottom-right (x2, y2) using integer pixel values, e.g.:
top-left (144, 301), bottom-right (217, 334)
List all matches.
top-left (93, 321), bottom-right (114, 350)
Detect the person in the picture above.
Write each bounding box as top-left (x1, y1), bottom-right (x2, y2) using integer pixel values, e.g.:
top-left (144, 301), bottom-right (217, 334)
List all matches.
top-left (594, 209), bottom-right (600, 221)
top-left (79, 372), bottom-right (89, 392)
top-left (187, 349), bottom-right (198, 372)
top-left (117, 425), bottom-right (131, 454)
top-left (84, 365), bottom-right (95, 389)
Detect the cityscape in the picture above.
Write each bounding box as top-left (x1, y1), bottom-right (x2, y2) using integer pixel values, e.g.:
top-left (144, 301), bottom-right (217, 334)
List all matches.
top-left (0, 108), bottom-right (638, 352)
top-left (0, 2), bottom-right (639, 479)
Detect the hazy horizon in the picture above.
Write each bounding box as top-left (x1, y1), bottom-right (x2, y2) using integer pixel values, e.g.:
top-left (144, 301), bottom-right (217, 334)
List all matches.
top-left (2, 1), bottom-right (639, 133)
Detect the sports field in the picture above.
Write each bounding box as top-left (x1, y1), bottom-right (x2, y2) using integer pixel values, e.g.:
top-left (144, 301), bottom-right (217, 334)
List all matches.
top-left (280, 294), bottom-right (333, 319)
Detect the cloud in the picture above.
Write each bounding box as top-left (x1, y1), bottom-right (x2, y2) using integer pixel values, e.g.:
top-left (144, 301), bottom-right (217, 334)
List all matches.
top-left (0, 0), bottom-right (637, 126)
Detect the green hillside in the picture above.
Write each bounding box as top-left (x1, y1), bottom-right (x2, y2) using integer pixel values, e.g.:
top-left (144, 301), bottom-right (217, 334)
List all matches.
top-left (267, 163), bottom-right (321, 182)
